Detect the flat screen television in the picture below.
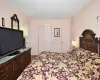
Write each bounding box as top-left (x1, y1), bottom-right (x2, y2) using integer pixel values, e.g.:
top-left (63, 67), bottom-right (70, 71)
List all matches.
top-left (0, 27), bottom-right (24, 57)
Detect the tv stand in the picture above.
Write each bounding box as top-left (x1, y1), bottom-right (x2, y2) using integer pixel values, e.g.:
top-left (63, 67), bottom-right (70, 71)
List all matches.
top-left (0, 48), bottom-right (31, 80)
top-left (8, 51), bottom-right (20, 56)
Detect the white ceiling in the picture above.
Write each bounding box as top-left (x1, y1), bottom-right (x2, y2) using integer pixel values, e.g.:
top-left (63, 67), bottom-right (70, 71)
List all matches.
top-left (9, 0), bottom-right (92, 19)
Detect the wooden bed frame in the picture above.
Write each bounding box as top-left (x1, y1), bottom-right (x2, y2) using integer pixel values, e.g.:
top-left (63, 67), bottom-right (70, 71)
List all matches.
top-left (79, 29), bottom-right (99, 54)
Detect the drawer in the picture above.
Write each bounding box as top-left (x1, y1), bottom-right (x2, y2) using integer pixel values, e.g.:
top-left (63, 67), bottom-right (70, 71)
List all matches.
top-left (0, 61), bottom-right (14, 80)
top-left (0, 75), bottom-right (8, 80)
top-left (7, 62), bottom-right (13, 71)
top-left (0, 67), bottom-right (6, 77)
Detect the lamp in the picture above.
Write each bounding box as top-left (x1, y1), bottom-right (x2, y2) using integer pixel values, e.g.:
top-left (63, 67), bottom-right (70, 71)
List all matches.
top-left (72, 40), bottom-right (76, 48)
top-left (20, 25), bottom-right (28, 48)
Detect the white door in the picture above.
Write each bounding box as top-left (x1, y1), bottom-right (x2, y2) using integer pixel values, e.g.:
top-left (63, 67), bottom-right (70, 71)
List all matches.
top-left (51, 28), bottom-right (62, 53)
top-left (38, 26), bottom-right (52, 53)
top-left (38, 26), bottom-right (62, 53)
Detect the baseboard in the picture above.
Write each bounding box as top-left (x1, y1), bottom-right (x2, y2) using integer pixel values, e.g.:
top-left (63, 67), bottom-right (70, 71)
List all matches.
top-left (31, 55), bottom-right (38, 61)
top-left (31, 55), bottom-right (38, 57)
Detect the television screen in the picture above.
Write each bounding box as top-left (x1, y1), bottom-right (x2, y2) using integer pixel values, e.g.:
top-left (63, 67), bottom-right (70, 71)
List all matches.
top-left (0, 27), bottom-right (24, 56)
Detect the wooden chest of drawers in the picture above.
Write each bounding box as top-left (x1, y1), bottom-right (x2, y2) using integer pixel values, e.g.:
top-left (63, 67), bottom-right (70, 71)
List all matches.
top-left (0, 48), bottom-right (31, 80)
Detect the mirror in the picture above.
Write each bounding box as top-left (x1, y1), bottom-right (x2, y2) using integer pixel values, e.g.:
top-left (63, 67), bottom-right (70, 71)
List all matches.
top-left (11, 14), bottom-right (20, 30)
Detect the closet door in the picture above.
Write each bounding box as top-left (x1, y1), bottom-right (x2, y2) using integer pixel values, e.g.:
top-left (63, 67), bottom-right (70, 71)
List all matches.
top-left (38, 26), bottom-right (52, 53)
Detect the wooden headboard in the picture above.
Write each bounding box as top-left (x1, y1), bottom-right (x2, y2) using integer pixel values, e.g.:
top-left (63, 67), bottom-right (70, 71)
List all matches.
top-left (80, 29), bottom-right (99, 53)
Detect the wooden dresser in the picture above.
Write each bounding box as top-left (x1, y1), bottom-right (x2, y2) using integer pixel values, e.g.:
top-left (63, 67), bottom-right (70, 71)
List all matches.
top-left (0, 48), bottom-right (31, 80)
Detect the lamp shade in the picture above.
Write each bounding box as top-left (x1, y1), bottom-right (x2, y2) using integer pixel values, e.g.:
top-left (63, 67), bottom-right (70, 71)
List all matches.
top-left (20, 26), bottom-right (28, 37)
top-left (72, 40), bottom-right (76, 47)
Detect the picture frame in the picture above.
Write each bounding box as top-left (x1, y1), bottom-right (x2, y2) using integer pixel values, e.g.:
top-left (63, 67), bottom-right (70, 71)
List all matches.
top-left (54, 28), bottom-right (60, 37)
top-left (2, 17), bottom-right (5, 27)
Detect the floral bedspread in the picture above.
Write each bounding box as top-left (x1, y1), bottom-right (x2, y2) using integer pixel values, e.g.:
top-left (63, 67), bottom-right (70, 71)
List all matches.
top-left (17, 48), bottom-right (100, 80)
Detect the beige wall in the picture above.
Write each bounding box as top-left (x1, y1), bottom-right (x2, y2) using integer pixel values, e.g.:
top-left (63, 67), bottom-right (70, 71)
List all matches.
top-left (0, 0), bottom-right (30, 28)
top-left (71, 0), bottom-right (100, 47)
top-left (29, 19), bottom-right (71, 55)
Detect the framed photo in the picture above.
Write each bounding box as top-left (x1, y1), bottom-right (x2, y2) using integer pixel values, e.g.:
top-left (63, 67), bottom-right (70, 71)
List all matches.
top-left (2, 18), bottom-right (5, 27)
top-left (54, 28), bottom-right (60, 37)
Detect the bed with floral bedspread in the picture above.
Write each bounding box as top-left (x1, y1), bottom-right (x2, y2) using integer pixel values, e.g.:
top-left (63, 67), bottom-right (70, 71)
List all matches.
top-left (17, 48), bottom-right (100, 80)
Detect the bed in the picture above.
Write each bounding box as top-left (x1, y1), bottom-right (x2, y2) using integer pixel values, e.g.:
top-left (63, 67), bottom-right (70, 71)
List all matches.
top-left (17, 29), bottom-right (100, 80)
